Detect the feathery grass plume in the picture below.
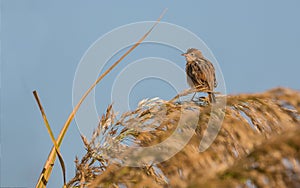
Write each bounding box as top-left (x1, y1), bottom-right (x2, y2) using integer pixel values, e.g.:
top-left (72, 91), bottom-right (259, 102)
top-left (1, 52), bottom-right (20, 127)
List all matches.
top-left (68, 87), bottom-right (300, 187)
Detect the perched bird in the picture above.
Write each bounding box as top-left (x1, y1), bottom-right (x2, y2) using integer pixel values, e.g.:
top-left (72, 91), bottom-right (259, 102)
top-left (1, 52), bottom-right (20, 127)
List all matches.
top-left (182, 48), bottom-right (217, 103)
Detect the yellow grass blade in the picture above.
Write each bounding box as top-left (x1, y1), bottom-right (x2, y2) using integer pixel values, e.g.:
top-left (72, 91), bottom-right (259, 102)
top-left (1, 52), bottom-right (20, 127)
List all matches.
top-left (35, 9), bottom-right (167, 188)
top-left (33, 91), bottom-right (67, 187)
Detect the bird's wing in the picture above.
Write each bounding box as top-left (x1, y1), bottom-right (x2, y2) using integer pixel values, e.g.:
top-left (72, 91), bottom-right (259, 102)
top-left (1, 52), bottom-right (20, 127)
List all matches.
top-left (186, 62), bottom-right (201, 87)
top-left (194, 58), bottom-right (216, 90)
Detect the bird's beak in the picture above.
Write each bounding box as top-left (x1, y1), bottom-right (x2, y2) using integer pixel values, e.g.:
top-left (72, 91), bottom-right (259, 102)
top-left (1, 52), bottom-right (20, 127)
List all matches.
top-left (181, 53), bottom-right (187, 57)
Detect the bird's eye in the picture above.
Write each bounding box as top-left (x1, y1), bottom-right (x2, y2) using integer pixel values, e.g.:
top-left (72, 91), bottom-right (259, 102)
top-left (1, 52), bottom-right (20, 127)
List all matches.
top-left (190, 53), bottom-right (194, 56)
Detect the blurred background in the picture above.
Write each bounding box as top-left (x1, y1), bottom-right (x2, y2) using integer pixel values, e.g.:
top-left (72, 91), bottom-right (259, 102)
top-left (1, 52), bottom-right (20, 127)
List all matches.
top-left (1, 0), bottom-right (300, 187)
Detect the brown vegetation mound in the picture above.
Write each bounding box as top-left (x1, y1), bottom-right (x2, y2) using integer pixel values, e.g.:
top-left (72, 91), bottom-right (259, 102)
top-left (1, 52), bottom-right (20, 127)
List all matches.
top-left (68, 87), bottom-right (300, 188)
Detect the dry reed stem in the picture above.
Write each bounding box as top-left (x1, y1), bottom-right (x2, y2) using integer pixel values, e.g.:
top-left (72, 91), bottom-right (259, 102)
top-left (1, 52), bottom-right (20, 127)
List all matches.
top-left (35, 9), bottom-right (167, 188)
top-left (33, 91), bottom-right (66, 186)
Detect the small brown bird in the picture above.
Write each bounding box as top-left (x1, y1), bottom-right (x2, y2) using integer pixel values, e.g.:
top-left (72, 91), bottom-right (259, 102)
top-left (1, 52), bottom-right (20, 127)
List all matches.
top-left (182, 48), bottom-right (217, 103)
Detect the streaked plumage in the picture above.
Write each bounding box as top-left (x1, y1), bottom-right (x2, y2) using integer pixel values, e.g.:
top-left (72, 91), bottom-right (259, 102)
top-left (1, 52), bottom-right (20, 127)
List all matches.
top-left (182, 48), bottom-right (217, 103)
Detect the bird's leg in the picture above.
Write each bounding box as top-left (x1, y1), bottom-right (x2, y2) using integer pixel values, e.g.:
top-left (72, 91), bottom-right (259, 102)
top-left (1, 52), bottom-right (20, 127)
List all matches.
top-left (191, 92), bottom-right (197, 101)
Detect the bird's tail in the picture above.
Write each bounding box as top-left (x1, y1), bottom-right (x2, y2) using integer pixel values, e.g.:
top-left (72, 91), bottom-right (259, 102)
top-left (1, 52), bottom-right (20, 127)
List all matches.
top-left (208, 92), bottom-right (216, 103)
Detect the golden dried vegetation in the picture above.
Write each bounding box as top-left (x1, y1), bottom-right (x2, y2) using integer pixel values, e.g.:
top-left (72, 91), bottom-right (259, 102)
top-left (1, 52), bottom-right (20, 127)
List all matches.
top-left (67, 87), bottom-right (300, 188)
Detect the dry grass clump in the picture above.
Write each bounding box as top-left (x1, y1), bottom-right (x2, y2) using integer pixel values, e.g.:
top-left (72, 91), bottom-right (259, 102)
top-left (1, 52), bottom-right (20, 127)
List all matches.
top-left (68, 87), bottom-right (300, 188)
top-left (201, 127), bottom-right (300, 188)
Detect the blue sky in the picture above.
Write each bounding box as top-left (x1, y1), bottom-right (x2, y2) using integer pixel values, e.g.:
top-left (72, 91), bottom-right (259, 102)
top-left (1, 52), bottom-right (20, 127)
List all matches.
top-left (1, 1), bottom-right (300, 187)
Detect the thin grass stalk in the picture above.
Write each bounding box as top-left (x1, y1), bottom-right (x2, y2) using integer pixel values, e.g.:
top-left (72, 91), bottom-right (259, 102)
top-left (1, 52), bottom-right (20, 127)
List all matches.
top-left (33, 91), bottom-right (67, 187)
top-left (35, 9), bottom-right (167, 188)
